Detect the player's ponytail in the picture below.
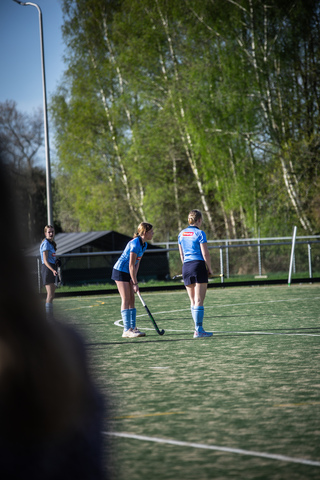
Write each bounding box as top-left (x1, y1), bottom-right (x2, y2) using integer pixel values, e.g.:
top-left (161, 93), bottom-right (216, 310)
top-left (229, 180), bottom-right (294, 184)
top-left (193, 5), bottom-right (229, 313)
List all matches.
top-left (188, 209), bottom-right (202, 225)
top-left (133, 222), bottom-right (153, 238)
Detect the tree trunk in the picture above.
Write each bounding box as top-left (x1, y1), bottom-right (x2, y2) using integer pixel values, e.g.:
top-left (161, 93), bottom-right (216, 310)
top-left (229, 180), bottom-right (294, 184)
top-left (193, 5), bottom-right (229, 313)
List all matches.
top-left (155, 1), bottom-right (216, 234)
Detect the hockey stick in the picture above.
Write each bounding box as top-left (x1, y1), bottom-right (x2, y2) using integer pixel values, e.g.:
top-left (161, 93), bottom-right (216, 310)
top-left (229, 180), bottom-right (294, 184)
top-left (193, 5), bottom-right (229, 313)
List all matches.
top-left (137, 292), bottom-right (165, 336)
top-left (172, 273), bottom-right (224, 280)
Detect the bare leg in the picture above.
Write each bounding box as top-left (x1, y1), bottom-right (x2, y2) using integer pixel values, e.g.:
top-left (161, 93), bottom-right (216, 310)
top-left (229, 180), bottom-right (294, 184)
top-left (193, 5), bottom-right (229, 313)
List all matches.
top-left (115, 281), bottom-right (135, 310)
top-left (194, 283), bottom-right (208, 306)
top-left (185, 284), bottom-right (195, 306)
top-left (115, 281), bottom-right (144, 336)
top-left (185, 282), bottom-right (207, 307)
top-left (45, 283), bottom-right (56, 320)
top-left (45, 283), bottom-right (56, 303)
top-left (186, 283), bottom-right (211, 336)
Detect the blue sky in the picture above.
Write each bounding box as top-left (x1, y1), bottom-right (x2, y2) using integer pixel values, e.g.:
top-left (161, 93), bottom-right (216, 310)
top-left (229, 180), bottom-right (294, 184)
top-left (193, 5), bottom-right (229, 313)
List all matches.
top-left (0, 0), bottom-right (65, 114)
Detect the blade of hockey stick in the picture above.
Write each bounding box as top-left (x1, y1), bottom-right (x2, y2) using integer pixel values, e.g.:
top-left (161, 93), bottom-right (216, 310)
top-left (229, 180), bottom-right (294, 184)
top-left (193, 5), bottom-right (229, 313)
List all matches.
top-left (172, 273), bottom-right (224, 280)
top-left (137, 292), bottom-right (165, 336)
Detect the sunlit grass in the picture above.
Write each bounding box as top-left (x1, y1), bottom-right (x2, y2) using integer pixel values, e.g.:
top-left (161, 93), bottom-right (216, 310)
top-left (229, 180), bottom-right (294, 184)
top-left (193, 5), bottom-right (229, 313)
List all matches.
top-left (54, 284), bottom-right (320, 480)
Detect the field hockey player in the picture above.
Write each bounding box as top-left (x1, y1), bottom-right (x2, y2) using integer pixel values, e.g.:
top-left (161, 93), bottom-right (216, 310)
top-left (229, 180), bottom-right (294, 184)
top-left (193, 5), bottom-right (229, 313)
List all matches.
top-left (178, 209), bottom-right (213, 338)
top-left (111, 222), bottom-right (154, 338)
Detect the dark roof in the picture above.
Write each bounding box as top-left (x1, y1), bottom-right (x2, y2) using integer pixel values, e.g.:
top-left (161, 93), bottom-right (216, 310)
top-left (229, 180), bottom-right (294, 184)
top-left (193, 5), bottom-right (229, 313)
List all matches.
top-left (25, 231), bottom-right (113, 256)
top-left (25, 230), bottom-right (166, 257)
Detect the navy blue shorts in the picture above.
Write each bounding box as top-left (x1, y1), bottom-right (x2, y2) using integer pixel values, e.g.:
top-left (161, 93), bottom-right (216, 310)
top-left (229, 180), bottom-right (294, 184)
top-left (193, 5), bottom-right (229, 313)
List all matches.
top-left (41, 263), bottom-right (56, 286)
top-left (111, 268), bottom-right (131, 282)
top-left (182, 260), bottom-right (208, 286)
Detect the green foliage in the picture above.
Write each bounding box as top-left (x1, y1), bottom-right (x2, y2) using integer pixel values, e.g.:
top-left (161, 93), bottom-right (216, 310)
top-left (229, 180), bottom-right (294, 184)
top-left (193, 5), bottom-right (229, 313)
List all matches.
top-left (51, 0), bottom-right (320, 239)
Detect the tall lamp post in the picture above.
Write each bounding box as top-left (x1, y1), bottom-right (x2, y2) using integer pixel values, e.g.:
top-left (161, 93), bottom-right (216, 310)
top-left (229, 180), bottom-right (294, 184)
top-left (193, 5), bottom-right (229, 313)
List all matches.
top-left (12, 0), bottom-right (53, 226)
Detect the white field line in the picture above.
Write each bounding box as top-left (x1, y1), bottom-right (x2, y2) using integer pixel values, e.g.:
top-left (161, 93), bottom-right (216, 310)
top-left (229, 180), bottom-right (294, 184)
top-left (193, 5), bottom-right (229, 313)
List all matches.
top-left (206, 296), bottom-right (320, 310)
top-left (103, 431), bottom-right (320, 467)
top-left (114, 319), bottom-right (320, 336)
top-left (114, 295), bottom-right (320, 334)
top-left (148, 296), bottom-right (320, 316)
top-left (212, 331), bottom-right (320, 337)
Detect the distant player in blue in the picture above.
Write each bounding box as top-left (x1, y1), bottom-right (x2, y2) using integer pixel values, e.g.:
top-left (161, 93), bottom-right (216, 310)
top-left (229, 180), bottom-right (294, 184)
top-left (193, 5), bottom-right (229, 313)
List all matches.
top-left (40, 225), bottom-right (58, 319)
top-left (178, 210), bottom-right (213, 338)
top-left (112, 222), bottom-right (154, 338)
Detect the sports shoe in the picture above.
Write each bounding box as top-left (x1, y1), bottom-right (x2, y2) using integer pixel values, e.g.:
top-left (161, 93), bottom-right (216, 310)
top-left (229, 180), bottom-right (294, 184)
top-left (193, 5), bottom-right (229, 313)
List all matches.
top-left (193, 330), bottom-right (213, 338)
top-left (132, 327), bottom-right (146, 337)
top-left (122, 328), bottom-right (141, 338)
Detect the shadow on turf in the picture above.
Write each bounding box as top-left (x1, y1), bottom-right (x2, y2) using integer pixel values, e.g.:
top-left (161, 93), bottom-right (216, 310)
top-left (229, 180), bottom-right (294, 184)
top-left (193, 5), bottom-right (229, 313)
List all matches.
top-left (85, 325), bottom-right (320, 347)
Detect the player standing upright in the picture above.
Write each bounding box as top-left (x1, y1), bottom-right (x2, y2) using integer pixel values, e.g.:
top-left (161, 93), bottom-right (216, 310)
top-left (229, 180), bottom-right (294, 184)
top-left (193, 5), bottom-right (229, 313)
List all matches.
top-left (40, 225), bottom-right (58, 320)
top-left (111, 222), bottom-right (154, 338)
top-left (178, 210), bottom-right (213, 338)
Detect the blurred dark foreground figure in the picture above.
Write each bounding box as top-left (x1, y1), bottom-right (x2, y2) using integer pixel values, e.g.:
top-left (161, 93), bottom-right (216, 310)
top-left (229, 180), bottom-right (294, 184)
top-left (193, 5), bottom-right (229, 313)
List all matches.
top-left (0, 160), bottom-right (108, 479)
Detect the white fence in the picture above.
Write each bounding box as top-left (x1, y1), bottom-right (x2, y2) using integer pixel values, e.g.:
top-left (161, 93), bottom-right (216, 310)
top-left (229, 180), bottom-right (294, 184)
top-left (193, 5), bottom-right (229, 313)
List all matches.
top-left (31, 234), bottom-right (320, 290)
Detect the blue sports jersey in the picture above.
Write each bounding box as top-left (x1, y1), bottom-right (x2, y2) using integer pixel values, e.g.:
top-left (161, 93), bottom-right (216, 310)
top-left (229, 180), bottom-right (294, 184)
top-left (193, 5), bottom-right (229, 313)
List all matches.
top-left (178, 226), bottom-right (207, 263)
top-left (40, 239), bottom-right (56, 265)
top-left (113, 237), bottom-right (148, 273)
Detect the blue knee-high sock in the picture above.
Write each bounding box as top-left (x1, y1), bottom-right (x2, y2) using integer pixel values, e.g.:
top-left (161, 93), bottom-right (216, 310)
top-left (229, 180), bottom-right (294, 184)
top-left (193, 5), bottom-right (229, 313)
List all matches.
top-left (45, 302), bottom-right (53, 319)
top-left (121, 309), bottom-right (131, 331)
top-left (129, 308), bottom-right (136, 329)
top-left (194, 306), bottom-right (204, 332)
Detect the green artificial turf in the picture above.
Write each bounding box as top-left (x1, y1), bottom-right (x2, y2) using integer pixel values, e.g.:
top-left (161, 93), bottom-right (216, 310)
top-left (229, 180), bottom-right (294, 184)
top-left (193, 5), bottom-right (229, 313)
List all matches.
top-left (50, 271), bottom-right (320, 294)
top-left (54, 284), bottom-right (320, 479)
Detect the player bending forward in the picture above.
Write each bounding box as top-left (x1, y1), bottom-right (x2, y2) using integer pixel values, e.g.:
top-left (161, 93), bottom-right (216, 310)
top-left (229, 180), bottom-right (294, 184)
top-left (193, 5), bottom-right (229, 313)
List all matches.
top-left (111, 222), bottom-right (154, 338)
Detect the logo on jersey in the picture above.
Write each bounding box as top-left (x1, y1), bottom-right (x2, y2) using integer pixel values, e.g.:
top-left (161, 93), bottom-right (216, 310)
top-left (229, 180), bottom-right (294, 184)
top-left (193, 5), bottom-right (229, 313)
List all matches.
top-left (183, 232), bottom-right (194, 237)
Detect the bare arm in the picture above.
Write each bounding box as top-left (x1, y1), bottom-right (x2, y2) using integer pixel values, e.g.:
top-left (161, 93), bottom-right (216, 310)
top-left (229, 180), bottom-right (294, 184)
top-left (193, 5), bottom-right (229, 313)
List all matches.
top-left (43, 251), bottom-right (58, 276)
top-left (179, 245), bottom-right (184, 264)
top-left (129, 252), bottom-right (140, 292)
top-left (200, 243), bottom-right (213, 276)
